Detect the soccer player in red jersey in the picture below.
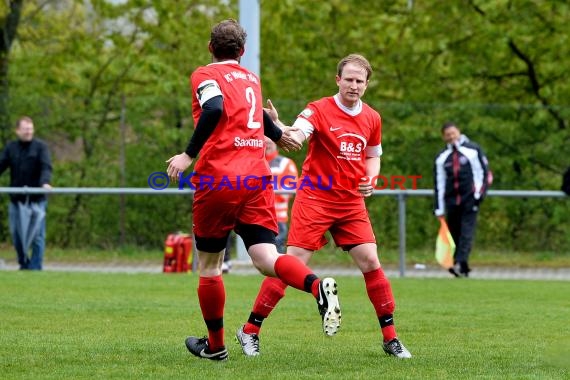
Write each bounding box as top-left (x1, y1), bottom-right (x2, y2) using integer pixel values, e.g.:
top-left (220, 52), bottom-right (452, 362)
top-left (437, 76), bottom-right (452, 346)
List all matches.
top-left (236, 54), bottom-right (412, 359)
top-left (166, 19), bottom-right (340, 361)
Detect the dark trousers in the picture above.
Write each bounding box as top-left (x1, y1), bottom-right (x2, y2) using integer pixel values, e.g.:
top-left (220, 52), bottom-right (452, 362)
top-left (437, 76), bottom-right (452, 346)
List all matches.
top-left (446, 203), bottom-right (478, 273)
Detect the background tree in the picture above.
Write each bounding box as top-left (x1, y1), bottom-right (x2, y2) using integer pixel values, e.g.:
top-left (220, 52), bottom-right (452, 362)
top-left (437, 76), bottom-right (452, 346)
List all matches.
top-left (0, 0), bottom-right (24, 143)
top-left (0, 0), bottom-right (567, 253)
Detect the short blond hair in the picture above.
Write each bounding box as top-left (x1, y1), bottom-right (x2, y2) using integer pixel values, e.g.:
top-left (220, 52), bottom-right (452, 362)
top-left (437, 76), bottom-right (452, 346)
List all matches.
top-left (337, 54), bottom-right (372, 80)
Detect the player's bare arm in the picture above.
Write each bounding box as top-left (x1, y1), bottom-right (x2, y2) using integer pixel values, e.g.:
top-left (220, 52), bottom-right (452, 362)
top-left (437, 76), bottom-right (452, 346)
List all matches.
top-left (277, 128), bottom-right (304, 152)
top-left (266, 99), bottom-right (308, 150)
top-left (358, 156), bottom-right (381, 197)
top-left (263, 100), bottom-right (303, 152)
top-left (286, 127), bottom-right (307, 147)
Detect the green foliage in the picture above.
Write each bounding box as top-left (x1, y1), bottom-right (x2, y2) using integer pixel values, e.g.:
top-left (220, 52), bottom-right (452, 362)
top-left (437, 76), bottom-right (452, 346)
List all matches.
top-left (0, 1), bottom-right (567, 252)
top-left (260, 0), bottom-right (570, 253)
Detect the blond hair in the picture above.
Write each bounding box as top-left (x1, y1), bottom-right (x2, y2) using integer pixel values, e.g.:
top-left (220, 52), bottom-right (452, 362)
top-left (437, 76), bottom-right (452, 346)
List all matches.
top-left (337, 54), bottom-right (372, 80)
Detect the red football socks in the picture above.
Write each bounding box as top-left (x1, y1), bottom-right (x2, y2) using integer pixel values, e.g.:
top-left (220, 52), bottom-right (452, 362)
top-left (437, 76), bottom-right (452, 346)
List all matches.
top-left (197, 276), bottom-right (226, 351)
top-left (363, 268), bottom-right (397, 342)
top-left (243, 277), bottom-right (288, 335)
top-left (274, 255), bottom-right (318, 295)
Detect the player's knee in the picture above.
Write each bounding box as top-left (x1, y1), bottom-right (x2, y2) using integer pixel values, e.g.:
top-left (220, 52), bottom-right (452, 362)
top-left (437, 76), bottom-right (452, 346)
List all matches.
top-left (195, 234), bottom-right (229, 253)
top-left (237, 223), bottom-right (276, 250)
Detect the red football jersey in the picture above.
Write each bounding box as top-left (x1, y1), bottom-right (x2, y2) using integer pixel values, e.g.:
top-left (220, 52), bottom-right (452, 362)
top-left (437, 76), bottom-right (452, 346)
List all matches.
top-left (293, 95), bottom-right (382, 206)
top-left (190, 61), bottom-right (270, 181)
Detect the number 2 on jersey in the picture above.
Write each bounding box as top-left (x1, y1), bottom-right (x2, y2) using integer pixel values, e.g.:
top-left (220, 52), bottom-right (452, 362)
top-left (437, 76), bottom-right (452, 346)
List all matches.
top-left (245, 87), bottom-right (261, 129)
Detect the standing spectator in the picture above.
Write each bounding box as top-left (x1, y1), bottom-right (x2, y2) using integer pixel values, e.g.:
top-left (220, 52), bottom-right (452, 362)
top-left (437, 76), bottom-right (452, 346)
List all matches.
top-left (0, 116), bottom-right (52, 270)
top-left (236, 54), bottom-right (412, 359)
top-left (433, 122), bottom-right (489, 277)
top-left (265, 136), bottom-right (298, 253)
top-left (165, 19), bottom-right (340, 361)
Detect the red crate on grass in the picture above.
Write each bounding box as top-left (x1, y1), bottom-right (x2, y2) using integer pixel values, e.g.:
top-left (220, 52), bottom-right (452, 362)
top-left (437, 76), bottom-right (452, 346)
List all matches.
top-left (163, 233), bottom-right (193, 273)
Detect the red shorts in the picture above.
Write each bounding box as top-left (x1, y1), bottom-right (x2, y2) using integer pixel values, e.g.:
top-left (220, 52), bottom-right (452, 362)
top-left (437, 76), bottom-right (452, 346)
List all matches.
top-left (287, 200), bottom-right (376, 251)
top-left (192, 178), bottom-right (278, 239)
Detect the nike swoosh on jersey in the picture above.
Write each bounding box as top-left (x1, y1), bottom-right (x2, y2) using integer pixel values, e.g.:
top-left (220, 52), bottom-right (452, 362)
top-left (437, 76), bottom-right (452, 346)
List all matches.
top-left (329, 126), bottom-right (342, 131)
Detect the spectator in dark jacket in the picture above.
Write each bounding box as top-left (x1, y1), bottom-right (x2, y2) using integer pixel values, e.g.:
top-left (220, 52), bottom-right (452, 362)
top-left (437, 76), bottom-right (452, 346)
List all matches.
top-left (0, 116), bottom-right (52, 270)
top-left (433, 122), bottom-right (489, 277)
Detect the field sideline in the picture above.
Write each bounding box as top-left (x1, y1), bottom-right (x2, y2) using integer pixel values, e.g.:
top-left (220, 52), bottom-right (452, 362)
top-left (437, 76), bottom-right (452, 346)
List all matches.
top-left (1, 272), bottom-right (568, 379)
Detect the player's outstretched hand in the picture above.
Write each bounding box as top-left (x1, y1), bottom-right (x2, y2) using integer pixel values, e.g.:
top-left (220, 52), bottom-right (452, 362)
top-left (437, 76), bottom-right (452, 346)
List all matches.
top-left (278, 127), bottom-right (303, 152)
top-left (263, 99), bottom-right (279, 122)
top-left (166, 153), bottom-right (193, 182)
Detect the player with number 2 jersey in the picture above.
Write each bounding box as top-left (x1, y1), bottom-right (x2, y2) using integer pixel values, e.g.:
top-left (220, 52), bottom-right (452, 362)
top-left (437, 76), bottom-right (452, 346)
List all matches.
top-left (191, 61), bottom-right (269, 182)
top-left (165, 19), bottom-right (342, 362)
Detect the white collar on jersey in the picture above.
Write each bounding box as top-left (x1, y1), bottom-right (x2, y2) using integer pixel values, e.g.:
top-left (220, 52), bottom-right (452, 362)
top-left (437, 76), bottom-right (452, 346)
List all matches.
top-left (208, 60), bottom-right (239, 66)
top-left (333, 94), bottom-right (362, 116)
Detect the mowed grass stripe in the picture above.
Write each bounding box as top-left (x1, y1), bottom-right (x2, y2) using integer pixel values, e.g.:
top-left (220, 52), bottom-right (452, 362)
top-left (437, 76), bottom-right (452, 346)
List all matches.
top-left (0, 272), bottom-right (568, 379)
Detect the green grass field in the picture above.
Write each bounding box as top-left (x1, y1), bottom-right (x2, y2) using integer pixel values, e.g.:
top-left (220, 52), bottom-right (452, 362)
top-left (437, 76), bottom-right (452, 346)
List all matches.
top-left (1, 272), bottom-right (568, 379)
